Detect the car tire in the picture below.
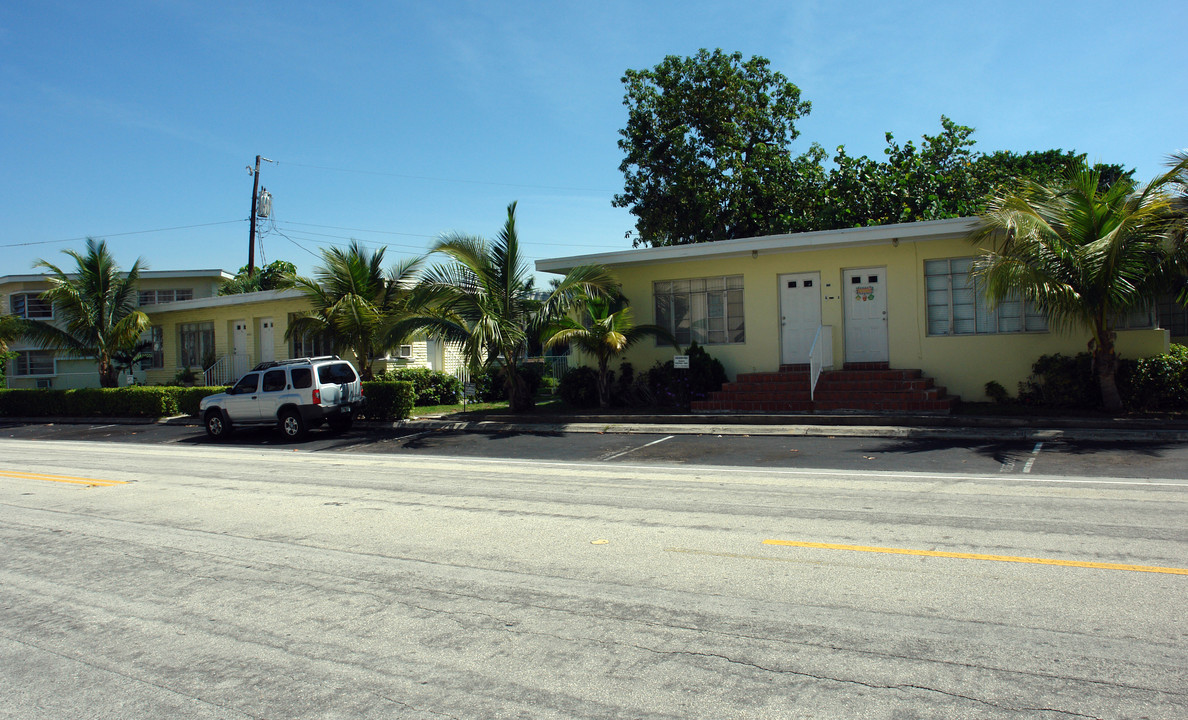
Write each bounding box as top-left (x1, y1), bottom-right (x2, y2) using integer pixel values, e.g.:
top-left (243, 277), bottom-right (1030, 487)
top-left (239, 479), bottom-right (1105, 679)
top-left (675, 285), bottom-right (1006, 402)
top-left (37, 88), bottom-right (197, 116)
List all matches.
top-left (279, 409), bottom-right (306, 440)
top-left (328, 415), bottom-right (354, 433)
top-left (205, 410), bottom-right (230, 440)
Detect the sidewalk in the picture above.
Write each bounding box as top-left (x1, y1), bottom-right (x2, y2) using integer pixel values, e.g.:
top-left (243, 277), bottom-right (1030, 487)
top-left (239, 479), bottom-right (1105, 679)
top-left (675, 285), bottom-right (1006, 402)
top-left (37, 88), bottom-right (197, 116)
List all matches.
top-left (8, 409), bottom-right (1186, 443)
top-left (397, 410), bottom-right (1188, 443)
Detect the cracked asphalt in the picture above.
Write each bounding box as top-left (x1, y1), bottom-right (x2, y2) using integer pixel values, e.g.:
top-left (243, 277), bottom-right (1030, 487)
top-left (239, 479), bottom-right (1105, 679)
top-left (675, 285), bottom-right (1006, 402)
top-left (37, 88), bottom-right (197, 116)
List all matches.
top-left (1, 437), bottom-right (1185, 719)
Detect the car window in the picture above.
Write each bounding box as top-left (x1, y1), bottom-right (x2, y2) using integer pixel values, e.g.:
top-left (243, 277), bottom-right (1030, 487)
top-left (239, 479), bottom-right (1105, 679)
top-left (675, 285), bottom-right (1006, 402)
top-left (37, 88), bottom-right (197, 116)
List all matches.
top-left (262, 369), bottom-right (286, 392)
top-left (291, 367), bottom-right (312, 389)
top-left (318, 363), bottom-right (357, 384)
top-left (232, 373), bottom-right (260, 394)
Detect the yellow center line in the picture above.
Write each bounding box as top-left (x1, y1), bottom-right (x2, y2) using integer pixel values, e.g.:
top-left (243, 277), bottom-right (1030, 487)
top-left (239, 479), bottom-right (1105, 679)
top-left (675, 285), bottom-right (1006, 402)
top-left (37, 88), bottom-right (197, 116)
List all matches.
top-left (0, 470), bottom-right (128, 487)
top-left (763, 539), bottom-right (1188, 576)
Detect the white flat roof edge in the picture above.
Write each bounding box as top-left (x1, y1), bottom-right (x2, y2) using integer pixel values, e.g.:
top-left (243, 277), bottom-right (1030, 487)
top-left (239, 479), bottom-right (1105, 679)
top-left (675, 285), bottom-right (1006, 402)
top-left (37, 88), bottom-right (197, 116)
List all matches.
top-left (146, 288), bottom-right (306, 312)
top-left (536, 217), bottom-right (980, 273)
top-left (0, 269), bottom-right (234, 284)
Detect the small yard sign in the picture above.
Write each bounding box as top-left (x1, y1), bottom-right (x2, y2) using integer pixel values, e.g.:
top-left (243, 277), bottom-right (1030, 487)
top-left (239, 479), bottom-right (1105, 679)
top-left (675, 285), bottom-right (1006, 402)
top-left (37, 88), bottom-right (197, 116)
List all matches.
top-left (673, 355), bottom-right (690, 369)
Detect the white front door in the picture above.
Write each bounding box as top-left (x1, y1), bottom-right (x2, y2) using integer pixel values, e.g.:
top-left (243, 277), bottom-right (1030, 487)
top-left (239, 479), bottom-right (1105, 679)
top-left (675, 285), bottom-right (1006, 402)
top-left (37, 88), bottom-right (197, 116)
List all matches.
top-left (232, 320), bottom-right (250, 378)
top-left (779, 272), bottom-right (822, 365)
top-left (258, 318), bottom-right (275, 364)
top-left (843, 267), bottom-right (889, 363)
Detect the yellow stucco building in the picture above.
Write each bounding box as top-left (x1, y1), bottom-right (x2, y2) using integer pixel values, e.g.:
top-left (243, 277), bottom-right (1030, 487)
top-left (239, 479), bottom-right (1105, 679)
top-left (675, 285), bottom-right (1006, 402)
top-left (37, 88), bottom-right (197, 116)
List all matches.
top-left (537, 218), bottom-right (1175, 403)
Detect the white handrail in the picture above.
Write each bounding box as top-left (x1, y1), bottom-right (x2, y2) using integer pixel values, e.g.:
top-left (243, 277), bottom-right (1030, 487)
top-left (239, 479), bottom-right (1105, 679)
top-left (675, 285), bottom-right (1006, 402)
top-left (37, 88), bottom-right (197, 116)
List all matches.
top-left (203, 355), bottom-right (232, 386)
top-left (808, 325), bottom-right (834, 402)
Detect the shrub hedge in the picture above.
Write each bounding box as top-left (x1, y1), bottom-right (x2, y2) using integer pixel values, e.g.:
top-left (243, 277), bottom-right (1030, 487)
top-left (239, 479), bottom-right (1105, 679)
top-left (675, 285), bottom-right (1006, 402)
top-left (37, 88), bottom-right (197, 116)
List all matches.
top-left (359, 380), bottom-right (416, 421)
top-left (379, 367), bottom-right (462, 406)
top-left (0, 387), bottom-right (180, 418)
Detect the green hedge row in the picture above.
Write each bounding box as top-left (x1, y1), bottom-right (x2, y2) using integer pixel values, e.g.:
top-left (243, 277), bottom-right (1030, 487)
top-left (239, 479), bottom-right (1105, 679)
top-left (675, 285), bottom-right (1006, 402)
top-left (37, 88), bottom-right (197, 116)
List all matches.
top-left (0, 382), bottom-right (417, 421)
top-left (0, 387), bottom-right (183, 418)
top-left (359, 381), bottom-right (415, 421)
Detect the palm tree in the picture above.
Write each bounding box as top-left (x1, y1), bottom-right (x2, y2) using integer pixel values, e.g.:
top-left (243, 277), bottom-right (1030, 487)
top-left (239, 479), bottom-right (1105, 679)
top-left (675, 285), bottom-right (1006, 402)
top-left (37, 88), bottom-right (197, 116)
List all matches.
top-left (0, 314), bottom-right (26, 353)
top-left (287, 241), bottom-right (423, 380)
top-left (22, 238), bottom-right (150, 388)
top-left (543, 293), bottom-right (677, 408)
top-left (413, 201), bottom-right (619, 411)
top-left (970, 163), bottom-right (1188, 411)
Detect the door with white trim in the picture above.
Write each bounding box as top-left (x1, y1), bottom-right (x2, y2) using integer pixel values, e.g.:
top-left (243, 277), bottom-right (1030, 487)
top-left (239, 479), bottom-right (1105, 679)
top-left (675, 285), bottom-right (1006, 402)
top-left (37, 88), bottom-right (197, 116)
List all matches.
top-left (232, 320), bottom-right (250, 378)
top-left (778, 272), bottom-right (821, 365)
top-left (258, 318), bottom-right (275, 364)
top-left (843, 267), bottom-right (888, 363)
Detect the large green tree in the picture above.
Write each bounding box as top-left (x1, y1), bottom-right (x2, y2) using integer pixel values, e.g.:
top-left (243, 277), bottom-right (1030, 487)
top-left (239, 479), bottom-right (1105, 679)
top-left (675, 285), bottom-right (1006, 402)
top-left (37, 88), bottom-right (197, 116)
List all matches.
top-left (413, 202), bottom-right (619, 411)
top-left (543, 293), bottom-right (677, 408)
top-left (23, 238), bottom-right (150, 388)
top-left (970, 162), bottom-right (1188, 411)
top-left (614, 51), bottom-right (1132, 244)
top-left (287, 241), bottom-right (422, 380)
top-left (820, 118), bottom-right (1133, 230)
top-left (614, 49), bottom-right (822, 247)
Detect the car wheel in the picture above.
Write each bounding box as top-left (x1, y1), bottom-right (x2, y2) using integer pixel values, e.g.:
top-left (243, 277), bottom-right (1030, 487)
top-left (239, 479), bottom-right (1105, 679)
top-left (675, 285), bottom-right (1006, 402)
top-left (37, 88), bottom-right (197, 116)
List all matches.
top-left (205, 410), bottom-right (230, 440)
top-left (279, 409), bottom-right (306, 440)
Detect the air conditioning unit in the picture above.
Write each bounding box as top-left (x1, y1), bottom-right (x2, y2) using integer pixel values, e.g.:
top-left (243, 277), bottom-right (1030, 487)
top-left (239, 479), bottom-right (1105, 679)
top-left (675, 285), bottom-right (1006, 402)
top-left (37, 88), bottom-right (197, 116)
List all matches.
top-left (35, 378), bottom-right (53, 389)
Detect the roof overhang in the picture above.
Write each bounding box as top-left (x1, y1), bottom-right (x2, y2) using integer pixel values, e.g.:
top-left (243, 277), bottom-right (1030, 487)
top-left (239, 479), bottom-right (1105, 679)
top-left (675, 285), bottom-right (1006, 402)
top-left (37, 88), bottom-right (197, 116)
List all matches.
top-left (0, 269), bottom-right (235, 284)
top-left (535, 217), bottom-right (981, 274)
top-left (148, 288), bottom-right (306, 311)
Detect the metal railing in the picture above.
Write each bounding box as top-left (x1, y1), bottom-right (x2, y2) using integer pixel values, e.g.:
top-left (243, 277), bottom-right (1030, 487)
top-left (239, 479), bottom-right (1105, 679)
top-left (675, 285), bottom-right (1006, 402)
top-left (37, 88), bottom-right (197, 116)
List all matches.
top-left (808, 325), bottom-right (834, 402)
top-left (203, 355), bottom-right (233, 386)
top-left (523, 355), bottom-right (569, 382)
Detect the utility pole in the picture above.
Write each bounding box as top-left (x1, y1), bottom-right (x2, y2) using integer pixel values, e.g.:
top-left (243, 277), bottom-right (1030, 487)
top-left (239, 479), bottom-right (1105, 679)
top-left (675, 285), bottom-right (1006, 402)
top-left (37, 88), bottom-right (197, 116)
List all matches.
top-left (246, 155), bottom-right (272, 277)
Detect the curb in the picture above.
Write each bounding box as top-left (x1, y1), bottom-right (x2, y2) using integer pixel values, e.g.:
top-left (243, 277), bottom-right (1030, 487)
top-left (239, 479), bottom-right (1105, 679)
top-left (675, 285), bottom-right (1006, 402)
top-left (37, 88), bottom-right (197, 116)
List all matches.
top-left (393, 418), bottom-right (1188, 443)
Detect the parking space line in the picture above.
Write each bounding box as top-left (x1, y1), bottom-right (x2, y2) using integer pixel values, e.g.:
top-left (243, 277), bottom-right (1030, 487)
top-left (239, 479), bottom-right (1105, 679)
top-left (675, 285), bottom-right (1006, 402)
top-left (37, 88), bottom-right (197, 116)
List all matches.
top-left (1022, 442), bottom-right (1044, 473)
top-left (763, 539), bottom-right (1188, 575)
top-left (602, 435), bottom-right (675, 461)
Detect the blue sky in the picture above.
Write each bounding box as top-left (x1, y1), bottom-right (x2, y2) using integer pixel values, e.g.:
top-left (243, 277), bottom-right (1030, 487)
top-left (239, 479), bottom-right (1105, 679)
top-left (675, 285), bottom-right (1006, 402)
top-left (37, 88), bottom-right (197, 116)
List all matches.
top-left (2, 0), bottom-right (1184, 281)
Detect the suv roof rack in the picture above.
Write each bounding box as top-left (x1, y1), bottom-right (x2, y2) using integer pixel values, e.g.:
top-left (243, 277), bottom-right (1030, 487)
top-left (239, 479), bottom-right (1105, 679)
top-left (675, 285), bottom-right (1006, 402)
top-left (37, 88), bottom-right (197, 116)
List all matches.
top-left (251, 355), bottom-right (340, 371)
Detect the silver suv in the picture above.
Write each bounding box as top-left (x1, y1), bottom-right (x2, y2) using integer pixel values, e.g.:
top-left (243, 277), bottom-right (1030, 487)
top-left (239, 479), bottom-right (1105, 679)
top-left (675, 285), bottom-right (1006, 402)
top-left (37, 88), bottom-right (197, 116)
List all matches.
top-left (200, 356), bottom-right (365, 440)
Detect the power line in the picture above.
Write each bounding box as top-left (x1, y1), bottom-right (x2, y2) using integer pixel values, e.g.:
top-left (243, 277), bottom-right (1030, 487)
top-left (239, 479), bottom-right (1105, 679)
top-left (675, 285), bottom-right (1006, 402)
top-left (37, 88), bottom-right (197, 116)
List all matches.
top-left (1, 220), bottom-right (246, 248)
top-left (276, 220), bottom-right (626, 250)
top-left (275, 159), bottom-right (615, 194)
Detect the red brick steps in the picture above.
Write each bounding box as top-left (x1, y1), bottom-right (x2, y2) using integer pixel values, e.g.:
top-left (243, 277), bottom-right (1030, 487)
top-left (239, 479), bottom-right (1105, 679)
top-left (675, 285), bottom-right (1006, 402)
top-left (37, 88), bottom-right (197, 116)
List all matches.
top-left (691, 363), bottom-right (958, 414)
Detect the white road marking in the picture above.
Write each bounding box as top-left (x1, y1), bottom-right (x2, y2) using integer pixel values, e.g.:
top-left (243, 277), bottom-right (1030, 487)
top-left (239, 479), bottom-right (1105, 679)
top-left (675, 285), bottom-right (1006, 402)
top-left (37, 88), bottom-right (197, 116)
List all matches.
top-left (602, 435), bottom-right (675, 461)
top-left (1022, 442), bottom-right (1044, 474)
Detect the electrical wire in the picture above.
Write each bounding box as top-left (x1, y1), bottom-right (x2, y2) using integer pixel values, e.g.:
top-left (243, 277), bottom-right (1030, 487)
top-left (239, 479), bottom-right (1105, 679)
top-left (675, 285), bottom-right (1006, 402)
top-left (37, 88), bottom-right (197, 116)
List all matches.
top-left (275, 159), bottom-right (614, 194)
top-left (0, 220), bottom-right (246, 248)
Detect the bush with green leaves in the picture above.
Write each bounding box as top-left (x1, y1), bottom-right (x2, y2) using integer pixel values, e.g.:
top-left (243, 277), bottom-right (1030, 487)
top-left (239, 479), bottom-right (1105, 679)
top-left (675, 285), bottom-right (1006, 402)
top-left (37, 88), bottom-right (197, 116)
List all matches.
top-left (379, 367), bottom-right (463, 406)
top-left (0, 387), bottom-right (179, 418)
top-left (1119, 344), bottom-right (1188, 410)
top-left (559, 366), bottom-right (601, 408)
top-left (359, 381), bottom-right (416, 421)
top-left (645, 342), bottom-right (727, 408)
top-left (1017, 352), bottom-right (1137, 409)
top-left (167, 387), bottom-right (226, 416)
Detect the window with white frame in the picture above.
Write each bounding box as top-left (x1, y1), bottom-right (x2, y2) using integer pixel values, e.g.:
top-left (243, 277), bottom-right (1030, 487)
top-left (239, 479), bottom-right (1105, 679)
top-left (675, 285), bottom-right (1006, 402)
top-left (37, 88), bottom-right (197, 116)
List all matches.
top-left (398, 344), bottom-right (413, 359)
top-left (653, 275), bottom-right (745, 345)
top-left (925, 258), bottom-right (1048, 336)
top-left (10, 293), bottom-right (53, 319)
top-left (13, 350), bottom-right (55, 376)
top-left (138, 288), bottom-right (194, 305)
top-left (177, 322), bottom-right (215, 367)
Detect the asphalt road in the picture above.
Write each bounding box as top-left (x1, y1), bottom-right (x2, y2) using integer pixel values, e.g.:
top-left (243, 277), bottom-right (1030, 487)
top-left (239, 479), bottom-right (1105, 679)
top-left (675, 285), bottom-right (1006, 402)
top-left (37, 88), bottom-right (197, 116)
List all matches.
top-left (1, 436), bottom-right (1186, 719)
top-left (4, 418), bottom-right (1188, 479)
